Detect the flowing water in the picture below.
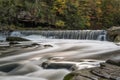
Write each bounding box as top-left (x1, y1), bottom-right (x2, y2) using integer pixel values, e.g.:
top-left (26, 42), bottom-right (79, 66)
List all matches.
top-left (0, 30), bottom-right (120, 80)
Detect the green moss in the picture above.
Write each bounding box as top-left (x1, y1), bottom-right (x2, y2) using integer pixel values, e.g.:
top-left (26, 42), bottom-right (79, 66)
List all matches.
top-left (6, 37), bottom-right (30, 41)
top-left (63, 73), bottom-right (76, 80)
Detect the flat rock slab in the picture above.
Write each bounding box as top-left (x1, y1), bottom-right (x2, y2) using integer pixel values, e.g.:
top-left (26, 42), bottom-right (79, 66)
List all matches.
top-left (64, 63), bottom-right (120, 80)
top-left (106, 58), bottom-right (120, 66)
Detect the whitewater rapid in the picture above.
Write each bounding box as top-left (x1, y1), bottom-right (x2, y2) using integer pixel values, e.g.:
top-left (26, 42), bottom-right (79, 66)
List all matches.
top-left (0, 34), bottom-right (120, 80)
top-left (0, 38), bottom-right (120, 61)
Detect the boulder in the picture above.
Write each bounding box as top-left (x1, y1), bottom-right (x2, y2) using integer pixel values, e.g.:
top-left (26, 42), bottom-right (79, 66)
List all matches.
top-left (107, 26), bottom-right (120, 42)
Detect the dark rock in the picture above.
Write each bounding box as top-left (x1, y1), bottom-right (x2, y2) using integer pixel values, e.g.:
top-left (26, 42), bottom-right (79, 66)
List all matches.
top-left (31, 43), bottom-right (39, 46)
top-left (106, 59), bottom-right (120, 66)
top-left (0, 63), bottom-right (20, 72)
top-left (8, 63), bottom-right (40, 75)
top-left (42, 61), bottom-right (77, 71)
top-left (64, 62), bottom-right (120, 80)
top-left (6, 37), bottom-right (30, 41)
top-left (43, 45), bottom-right (53, 47)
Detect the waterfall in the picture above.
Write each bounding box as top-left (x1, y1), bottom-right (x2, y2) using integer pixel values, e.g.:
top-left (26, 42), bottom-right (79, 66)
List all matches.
top-left (0, 31), bottom-right (11, 41)
top-left (10, 31), bottom-right (22, 37)
top-left (97, 30), bottom-right (107, 41)
top-left (0, 30), bottom-right (107, 41)
top-left (19, 30), bottom-right (107, 40)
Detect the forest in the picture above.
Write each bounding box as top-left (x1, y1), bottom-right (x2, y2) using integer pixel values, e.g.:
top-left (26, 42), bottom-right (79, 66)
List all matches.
top-left (0, 0), bottom-right (120, 30)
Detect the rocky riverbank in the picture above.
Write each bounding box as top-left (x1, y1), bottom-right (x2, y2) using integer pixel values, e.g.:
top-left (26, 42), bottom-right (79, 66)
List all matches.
top-left (64, 59), bottom-right (120, 80)
top-left (107, 26), bottom-right (120, 42)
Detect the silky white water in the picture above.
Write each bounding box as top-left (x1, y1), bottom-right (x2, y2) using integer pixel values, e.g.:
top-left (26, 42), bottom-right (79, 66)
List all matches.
top-left (0, 31), bottom-right (120, 80)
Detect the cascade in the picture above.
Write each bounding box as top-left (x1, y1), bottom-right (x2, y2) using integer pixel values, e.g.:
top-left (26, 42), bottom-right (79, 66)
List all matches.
top-left (19, 30), bottom-right (107, 40)
top-left (0, 31), bottom-right (11, 41)
top-left (0, 30), bottom-right (107, 41)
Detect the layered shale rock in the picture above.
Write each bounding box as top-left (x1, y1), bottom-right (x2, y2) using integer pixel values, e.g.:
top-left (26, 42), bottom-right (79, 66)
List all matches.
top-left (64, 59), bottom-right (120, 80)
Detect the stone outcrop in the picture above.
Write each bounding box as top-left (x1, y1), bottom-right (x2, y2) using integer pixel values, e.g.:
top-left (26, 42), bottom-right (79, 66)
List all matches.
top-left (107, 26), bottom-right (120, 42)
top-left (64, 59), bottom-right (120, 80)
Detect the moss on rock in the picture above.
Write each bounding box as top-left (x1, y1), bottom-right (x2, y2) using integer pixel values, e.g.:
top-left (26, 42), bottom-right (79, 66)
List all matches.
top-left (63, 73), bottom-right (75, 80)
top-left (6, 37), bottom-right (30, 41)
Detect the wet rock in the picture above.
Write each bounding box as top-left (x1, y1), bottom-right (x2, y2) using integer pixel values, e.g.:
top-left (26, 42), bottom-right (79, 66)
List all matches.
top-left (31, 43), bottom-right (40, 46)
top-left (43, 45), bottom-right (53, 48)
top-left (42, 61), bottom-right (77, 71)
top-left (64, 61), bottom-right (120, 80)
top-left (106, 59), bottom-right (120, 66)
top-left (8, 63), bottom-right (41, 75)
top-left (0, 63), bottom-right (20, 72)
top-left (6, 37), bottom-right (30, 41)
top-left (64, 69), bottom-right (99, 80)
top-left (107, 26), bottom-right (120, 42)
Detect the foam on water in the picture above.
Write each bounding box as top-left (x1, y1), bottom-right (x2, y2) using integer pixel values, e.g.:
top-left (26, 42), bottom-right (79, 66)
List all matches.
top-left (8, 63), bottom-right (41, 75)
top-left (0, 36), bottom-right (6, 41)
top-left (26, 69), bottom-right (70, 80)
top-left (0, 76), bottom-right (47, 80)
top-left (10, 31), bottom-right (22, 37)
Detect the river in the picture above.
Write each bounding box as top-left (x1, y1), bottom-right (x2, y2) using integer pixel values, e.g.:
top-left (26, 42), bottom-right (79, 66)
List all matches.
top-left (0, 30), bottom-right (120, 80)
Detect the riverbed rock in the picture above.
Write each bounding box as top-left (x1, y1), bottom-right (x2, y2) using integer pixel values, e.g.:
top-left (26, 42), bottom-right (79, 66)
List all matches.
top-left (6, 37), bottom-right (30, 41)
top-left (42, 61), bottom-right (77, 71)
top-left (0, 63), bottom-right (20, 72)
top-left (106, 58), bottom-right (120, 66)
top-left (107, 26), bottom-right (120, 42)
top-left (64, 60), bottom-right (120, 80)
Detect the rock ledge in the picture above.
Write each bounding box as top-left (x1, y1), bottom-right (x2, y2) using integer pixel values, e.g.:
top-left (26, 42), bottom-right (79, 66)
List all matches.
top-left (64, 59), bottom-right (120, 80)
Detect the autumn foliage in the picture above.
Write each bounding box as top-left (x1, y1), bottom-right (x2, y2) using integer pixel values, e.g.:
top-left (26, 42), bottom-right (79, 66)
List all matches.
top-left (0, 0), bottom-right (120, 30)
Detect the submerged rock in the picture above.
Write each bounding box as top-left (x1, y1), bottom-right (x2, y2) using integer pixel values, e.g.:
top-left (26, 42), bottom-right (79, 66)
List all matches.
top-left (0, 63), bottom-right (20, 72)
top-left (8, 63), bottom-right (41, 75)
